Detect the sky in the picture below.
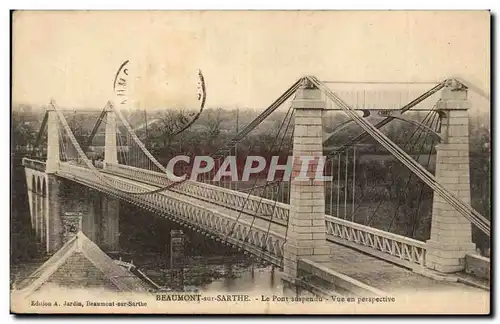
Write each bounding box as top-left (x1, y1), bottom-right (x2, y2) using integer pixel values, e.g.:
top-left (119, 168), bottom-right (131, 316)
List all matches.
top-left (12, 10), bottom-right (490, 111)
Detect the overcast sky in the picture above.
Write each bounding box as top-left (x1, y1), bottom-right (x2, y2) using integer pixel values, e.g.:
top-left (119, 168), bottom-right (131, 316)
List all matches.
top-left (12, 11), bottom-right (490, 111)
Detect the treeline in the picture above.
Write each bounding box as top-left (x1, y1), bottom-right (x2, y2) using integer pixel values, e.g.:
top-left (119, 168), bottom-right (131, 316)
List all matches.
top-left (11, 105), bottom-right (491, 250)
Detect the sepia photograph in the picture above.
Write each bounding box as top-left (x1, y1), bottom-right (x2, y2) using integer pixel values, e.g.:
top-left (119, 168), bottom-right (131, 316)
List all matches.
top-left (9, 10), bottom-right (491, 315)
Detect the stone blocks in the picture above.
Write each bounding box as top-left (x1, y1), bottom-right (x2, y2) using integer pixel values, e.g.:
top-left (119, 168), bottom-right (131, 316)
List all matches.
top-left (283, 86), bottom-right (331, 278)
top-left (426, 84), bottom-right (476, 273)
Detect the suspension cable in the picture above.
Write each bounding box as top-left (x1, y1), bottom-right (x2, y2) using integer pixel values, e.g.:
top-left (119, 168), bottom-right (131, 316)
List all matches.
top-left (327, 80), bottom-right (446, 156)
top-left (344, 150), bottom-right (348, 219)
top-left (336, 153), bottom-right (341, 217)
top-left (309, 76), bottom-right (489, 236)
top-left (352, 146), bottom-right (356, 221)
top-left (224, 102), bottom-right (295, 241)
top-left (365, 110), bottom-right (438, 227)
top-left (329, 159), bottom-right (334, 215)
top-left (410, 115), bottom-right (442, 237)
top-left (74, 78), bottom-right (305, 196)
top-left (233, 104), bottom-right (295, 245)
top-left (260, 115), bottom-right (295, 259)
top-left (213, 78), bottom-right (304, 159)
top-left (386, 110), bottom-right (440, 232)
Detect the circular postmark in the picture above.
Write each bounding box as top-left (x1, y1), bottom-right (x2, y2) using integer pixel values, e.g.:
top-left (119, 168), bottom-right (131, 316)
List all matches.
top-left (113, 59), bottom-right (130, 104)
top-left (112, 60), bottom-right (206, 136)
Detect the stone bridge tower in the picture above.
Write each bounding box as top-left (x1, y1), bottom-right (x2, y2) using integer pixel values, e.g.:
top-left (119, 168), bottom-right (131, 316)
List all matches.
top-left (283, 79), bottom-right (331, 279)
top-left (24, 107), bottom-right (120, 254)
top-left (426, 79), bottom-right (476, 273)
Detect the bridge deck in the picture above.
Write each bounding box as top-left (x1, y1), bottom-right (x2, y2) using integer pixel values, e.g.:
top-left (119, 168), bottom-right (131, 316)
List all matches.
top-left (106, 172), bottom-right (485, 295)
top-left (105, 173), bottom-right (288, 236)
top-left (321, 244), bottom-right (486, 294)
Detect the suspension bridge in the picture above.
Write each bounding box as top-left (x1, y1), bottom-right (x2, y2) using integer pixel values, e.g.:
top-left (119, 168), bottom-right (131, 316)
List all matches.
top-left (21, 76), bottom-right (490, 296)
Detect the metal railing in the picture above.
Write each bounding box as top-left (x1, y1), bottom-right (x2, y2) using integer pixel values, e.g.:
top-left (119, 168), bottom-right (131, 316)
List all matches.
top-left (55, 161), bottom-right (285, 266)
top-left (104, 164), bottom-right (290, 226)
top-left (325, 215), bottom-right (427, 269)
top-left (24, 158), bottom-right (427, 269)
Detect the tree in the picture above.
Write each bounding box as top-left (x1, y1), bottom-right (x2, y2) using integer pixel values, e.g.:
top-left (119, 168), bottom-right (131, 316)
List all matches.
top-left (201, 108), bottom-right (225, 153)
top-left (12, 112), bottom-right (36, 149)
top-left (149, 109), bottom-right (192, 156)
top-left (203, 109), bottom-right (224, 138)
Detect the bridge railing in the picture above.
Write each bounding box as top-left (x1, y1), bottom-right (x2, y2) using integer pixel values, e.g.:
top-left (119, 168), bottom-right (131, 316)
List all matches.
top-left (23, 159), bottom-right (427, 270)
top-left (55, 162), bottom-right (285, 266)
top-left (21, 157), bottom-right (46, 172)
top-left (110, 163), bottom-right (427, 269)
top-left (325, 215), bottom-right (427, 269)
top-left (104, 164), bottom-right (290, 226)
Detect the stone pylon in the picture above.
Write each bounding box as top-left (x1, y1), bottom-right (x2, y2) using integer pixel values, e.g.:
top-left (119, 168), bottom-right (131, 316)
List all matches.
top-left (426, 79), bottom-right (476, 273)
top-left (283, 80), bottom-right (331, 279)
top-left (104, 106), bottom-right (118, 167)
top-left (45, 109), bottom-right (60, 174)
